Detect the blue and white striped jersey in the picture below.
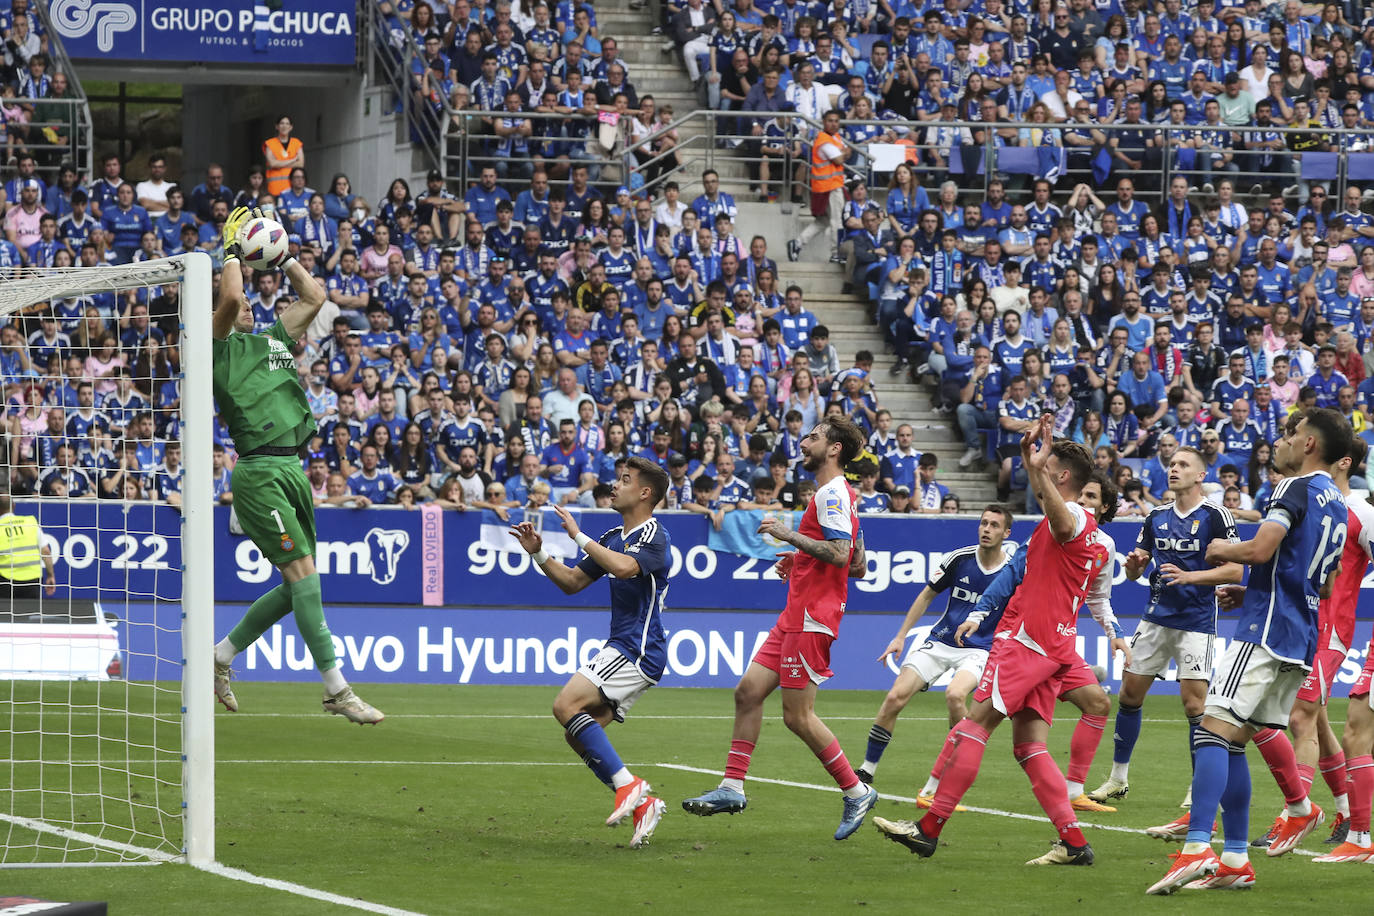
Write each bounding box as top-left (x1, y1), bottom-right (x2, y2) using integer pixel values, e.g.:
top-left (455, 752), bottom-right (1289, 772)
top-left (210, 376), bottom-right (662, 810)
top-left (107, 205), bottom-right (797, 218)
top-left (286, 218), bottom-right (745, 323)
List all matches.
top-left (577, 518), bottom-right (670, 680)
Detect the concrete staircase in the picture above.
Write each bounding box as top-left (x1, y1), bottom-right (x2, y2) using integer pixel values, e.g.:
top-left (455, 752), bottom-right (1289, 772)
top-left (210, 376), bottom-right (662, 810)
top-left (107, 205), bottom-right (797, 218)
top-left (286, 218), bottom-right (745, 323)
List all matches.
top-left (601, 8), bottom-right (1000, 507)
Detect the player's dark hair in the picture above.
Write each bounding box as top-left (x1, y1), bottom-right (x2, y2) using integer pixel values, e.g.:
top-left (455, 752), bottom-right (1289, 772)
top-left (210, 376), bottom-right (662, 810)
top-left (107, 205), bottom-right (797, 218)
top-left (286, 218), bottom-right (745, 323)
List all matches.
top-left (982, 504), bottom-right (1013, 529)
top-left (625, 455), bottom-right (669, 506)
top-left (820, 416), bottom-right (865, 466)
top-left (1349, 434), bottom-right (1368, 471)
top-left (1089, 470), bottom-right (1119, 523)
top-left (1050, 440), bottom-right (1094, 491)
top-left (1302, 407), bottom-right (1354, 466)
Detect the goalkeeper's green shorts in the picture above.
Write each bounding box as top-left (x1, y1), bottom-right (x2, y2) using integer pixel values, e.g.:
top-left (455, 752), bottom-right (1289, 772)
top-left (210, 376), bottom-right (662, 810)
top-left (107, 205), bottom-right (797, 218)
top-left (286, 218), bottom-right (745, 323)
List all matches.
top-left (231, 454), bottom-right (317, 566)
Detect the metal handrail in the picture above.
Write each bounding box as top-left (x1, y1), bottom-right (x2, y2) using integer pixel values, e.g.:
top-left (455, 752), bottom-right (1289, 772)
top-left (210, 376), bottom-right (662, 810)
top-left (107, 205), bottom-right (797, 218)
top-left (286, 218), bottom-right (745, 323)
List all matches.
top-left (365, 0), bottom-right (444, 176)
top-left (29, 2), bottom-right (95, 183)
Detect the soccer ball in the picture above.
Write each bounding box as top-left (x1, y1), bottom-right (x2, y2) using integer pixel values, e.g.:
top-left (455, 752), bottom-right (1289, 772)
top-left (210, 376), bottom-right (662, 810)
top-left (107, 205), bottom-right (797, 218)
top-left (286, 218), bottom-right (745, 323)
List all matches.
top-left (239, 217), bottom-right (289, 270)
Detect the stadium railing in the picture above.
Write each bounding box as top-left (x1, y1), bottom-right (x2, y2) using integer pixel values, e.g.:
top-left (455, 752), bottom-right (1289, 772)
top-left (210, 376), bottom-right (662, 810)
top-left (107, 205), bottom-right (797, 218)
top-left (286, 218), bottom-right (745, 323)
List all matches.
top-left (363, 0), bottom-right (446, 177)
top-left (441, 106), bottom-right (1374, 207)
top-left (28, 1), bottom-right (95, 182)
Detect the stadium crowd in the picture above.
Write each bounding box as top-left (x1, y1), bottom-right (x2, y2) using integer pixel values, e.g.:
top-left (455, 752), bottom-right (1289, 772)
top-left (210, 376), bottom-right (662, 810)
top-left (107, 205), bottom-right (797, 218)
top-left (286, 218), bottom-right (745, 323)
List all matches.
top-left (7, 0), bottom-right (1374, 520)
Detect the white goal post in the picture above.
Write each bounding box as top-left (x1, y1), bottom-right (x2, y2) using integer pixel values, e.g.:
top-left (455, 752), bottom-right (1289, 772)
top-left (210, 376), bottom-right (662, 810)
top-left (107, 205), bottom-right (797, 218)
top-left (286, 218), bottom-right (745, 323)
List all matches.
top-left (0, 251), bottom-right (214, 868)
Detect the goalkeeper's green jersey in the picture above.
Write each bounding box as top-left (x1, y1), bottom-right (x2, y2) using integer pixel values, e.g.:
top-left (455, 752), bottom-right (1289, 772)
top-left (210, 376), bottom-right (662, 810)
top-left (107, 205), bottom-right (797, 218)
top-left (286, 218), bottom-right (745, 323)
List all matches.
top-left (211, 319), bottom-right (315, 454)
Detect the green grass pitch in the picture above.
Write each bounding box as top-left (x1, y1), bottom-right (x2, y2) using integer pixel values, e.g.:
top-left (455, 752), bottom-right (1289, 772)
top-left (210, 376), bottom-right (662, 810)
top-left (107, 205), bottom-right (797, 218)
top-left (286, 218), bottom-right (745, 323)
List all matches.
top-left (4, 683), bottom-right (1364, 913)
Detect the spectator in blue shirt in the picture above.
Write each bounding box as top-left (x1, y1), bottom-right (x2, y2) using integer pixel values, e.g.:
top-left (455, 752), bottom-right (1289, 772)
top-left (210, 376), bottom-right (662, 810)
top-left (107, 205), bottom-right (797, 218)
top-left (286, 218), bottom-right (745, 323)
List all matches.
top-left (100, 183), bottom-right (152, 263)
top-left (1115, 351), bottom-right (1169, 427)
top-left (777, 285), bottom-right (816, 349)
top-left (348, 444), bottom-right (399, 503)
top-left (464, 166), bottom-right (512, 225)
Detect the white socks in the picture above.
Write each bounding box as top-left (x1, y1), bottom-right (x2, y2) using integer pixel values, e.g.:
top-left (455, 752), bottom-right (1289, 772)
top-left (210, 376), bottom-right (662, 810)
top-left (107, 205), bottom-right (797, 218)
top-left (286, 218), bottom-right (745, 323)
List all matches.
top-left (1351, 830), bottom-right (1371, 847)
top-left (610, 768), bottom-right (634, 789)
top-left (1065, 780), bottom-right (1084, 800)
top-left (213, 638), bottom-right (236, 666)
top-left (860, 760), bottom-right (879, 776)
top-left (1219, 851), bottom-right (1249, 868)
top-left (321, 665), bottom-right (347, 695)
top-left (842, 783), bottom-right (869, 798)
top-left (1110, 762), bottom-right (1129, 783)
top-left (1336, 793), bottom-right (1350, 817)
top-left (1287, 797), bottom-right (1312, 818)
top-left (920, 777), bottom-right (939, 796)
top-left (720, 777), bottom-right (745, 794)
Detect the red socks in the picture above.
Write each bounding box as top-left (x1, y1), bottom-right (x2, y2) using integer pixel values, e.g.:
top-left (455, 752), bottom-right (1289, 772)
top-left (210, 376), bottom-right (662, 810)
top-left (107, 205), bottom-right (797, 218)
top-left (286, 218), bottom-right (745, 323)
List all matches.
top-left (1298, 762), bottom-right (1316, 794)
top-left (1348, 754), bottom-right (1374, 834)
top-left (1067, 714), bottom-right (1108, 784)
top-left (1015, 741), bottom-right (1087, 847)
top-left (816, 738), bottom-right (860, 791)
top-left (921, 719), bottom-right (990, 835)
top-left (1319, 752), bottom-right (1348, 800)
top-left (1254, 728), bottom-right (1307, 805)
top-left (724, 739), bottom-right (755, 783)
top-left (929, 725), bottom-right (959, 781)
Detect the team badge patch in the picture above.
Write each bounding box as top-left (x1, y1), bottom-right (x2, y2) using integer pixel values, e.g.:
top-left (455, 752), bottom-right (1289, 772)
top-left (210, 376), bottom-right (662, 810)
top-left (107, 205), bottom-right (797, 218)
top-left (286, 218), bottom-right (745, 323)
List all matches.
top-left (281, 533), bottom-right (295, 552)
top-left (1191, 520), bottom-right (1199, 534)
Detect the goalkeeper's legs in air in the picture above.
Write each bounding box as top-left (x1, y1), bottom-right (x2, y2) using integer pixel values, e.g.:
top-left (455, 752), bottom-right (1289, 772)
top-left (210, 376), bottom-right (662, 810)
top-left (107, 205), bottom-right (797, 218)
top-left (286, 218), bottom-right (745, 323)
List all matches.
top-left (213, 459), bottom-right (383, 724)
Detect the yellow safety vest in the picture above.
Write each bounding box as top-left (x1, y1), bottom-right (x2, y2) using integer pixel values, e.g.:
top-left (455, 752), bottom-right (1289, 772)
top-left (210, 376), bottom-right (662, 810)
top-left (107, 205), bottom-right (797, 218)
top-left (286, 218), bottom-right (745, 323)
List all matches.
top-left (0, 512), bottom-right (42, 582)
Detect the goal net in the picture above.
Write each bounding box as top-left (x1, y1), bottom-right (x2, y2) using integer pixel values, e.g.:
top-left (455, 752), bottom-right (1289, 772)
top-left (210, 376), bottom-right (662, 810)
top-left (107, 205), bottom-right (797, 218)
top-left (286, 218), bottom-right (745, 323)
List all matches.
top-left (0, 253), bottom-right (214, 868)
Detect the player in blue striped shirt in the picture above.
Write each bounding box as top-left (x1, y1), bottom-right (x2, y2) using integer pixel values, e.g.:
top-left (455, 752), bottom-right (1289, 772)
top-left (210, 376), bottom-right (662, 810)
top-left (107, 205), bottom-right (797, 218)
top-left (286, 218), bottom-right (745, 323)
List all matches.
top-left (1149, 408), bottom-right (1352, 894)
top-left (509, 456), bottom-right (673, 848)
top-left (1090, 446), bottom-right (1242, 810)
top-left (856, 505), bottom-right (1015, 785)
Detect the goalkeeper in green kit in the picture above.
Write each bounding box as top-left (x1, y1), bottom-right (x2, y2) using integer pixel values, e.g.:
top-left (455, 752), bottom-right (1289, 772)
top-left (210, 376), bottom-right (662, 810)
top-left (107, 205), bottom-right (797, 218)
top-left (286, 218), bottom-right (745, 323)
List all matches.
top-left (211, 206), bottom-right (383, 724)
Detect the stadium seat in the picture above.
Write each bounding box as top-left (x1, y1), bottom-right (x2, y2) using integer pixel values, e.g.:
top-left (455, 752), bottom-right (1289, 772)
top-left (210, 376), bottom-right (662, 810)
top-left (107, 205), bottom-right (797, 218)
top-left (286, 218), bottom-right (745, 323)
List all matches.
top-left (1347, 153), bottom-right (1374, 182)
top-left (1301, 152), bottom-right (1339, 181)
top-left (996, 146), bottom-right (1041, 176)
top-left (852, 34), bottom-right (881, 60)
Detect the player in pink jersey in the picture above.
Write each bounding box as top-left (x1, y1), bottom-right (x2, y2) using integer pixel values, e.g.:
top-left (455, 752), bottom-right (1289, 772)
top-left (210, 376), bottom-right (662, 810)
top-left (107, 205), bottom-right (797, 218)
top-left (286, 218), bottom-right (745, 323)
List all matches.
top-left (682, 417), bottom-right (881, 840)
top-left (1321, 436), bottom-right (1374, 862)
top-left (1243, 436), bottom-right (1374, 858)
top-left (875, 416), bottom-right (1104, 865)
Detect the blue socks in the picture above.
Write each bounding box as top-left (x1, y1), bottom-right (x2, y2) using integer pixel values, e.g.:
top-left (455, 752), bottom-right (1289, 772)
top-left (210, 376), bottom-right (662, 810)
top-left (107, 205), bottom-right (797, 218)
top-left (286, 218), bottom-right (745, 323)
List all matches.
top-left (566, 713), bottom-right (624, 788)
top-left (1220, 743), bottom-right (1252, 855)
top-left (1188, 714), bottom-right (1203, 769)
top-left (1187, 728), bottom-right (1232, 845)
top-left (865, 725), bottom-right (892, 768)
top-left (1112, 703), bottom-right (1142, 764)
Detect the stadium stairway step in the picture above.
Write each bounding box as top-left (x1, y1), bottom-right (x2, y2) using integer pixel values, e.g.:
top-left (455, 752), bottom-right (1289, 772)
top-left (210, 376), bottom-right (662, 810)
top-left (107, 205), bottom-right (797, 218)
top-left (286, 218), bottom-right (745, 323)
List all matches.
top-left (595, 4), bottom-right (1003, 508)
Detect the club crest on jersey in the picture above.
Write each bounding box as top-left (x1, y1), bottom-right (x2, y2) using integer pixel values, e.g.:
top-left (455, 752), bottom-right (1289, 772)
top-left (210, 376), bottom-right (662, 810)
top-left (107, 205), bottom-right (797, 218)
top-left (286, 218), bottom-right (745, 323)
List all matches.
top-left (1190, 520), bottom-right (1200, 534)
top-left (280, 533), bottom-right (294, 552)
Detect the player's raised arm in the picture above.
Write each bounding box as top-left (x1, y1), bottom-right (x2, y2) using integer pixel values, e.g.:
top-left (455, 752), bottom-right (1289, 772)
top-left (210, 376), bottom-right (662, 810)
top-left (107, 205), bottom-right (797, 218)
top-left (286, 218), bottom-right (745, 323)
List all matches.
top-left (956, 542), bottom-right (1024, 644)
top-left (552, 504), bottom-right (645, 580)
top-left (279, 256), bottom-right (329, 341)
top-left (1023, 415), bottom-right (1078, 543)
top-left (212, 207), bottom-right (253, 340)
top-left (510, 519), bottom-right (595, 594)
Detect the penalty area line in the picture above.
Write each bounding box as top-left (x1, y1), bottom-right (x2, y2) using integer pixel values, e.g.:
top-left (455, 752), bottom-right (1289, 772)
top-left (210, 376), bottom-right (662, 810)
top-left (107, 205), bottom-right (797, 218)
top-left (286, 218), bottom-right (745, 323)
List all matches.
top-left (651, 763), bottom-right (1321, 858)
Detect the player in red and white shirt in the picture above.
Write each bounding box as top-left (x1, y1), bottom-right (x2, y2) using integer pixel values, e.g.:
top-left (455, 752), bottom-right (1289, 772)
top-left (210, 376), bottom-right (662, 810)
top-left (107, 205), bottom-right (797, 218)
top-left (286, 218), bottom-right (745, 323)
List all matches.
top-left (875, 416), bottom-right (1104, 865)
top-left (682, 418), bottom-right (881, 840)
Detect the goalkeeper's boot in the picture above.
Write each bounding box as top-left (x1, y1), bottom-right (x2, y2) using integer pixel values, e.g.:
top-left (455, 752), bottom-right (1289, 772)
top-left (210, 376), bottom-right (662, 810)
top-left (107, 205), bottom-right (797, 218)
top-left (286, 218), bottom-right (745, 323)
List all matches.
top-left (323, 687), bottom-right (384, 725)
top-left (213, 661), bottom-right (238, 712)
top-left (608, 776), bottom-right (650, 827)
top-left (682, 786), bottom-right (747, 816)
top-left (630, 795), bottom-right (665, 848)
top-left (835, 784), bottom-right (879, 840)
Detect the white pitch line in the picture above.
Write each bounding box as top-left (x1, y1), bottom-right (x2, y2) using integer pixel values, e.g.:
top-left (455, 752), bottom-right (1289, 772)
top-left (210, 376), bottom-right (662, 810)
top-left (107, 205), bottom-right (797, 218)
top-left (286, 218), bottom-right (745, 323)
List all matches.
top-left (0, 812), bottom-right (428, 912)
top-left (0, 861), bottom-right (164, 869)
top-left (195, 862), bottom-right (427, 916)
top-left (59, 712), bottom-right (1185, 725)
top-left (654, 763), bottom-right (1323, 858)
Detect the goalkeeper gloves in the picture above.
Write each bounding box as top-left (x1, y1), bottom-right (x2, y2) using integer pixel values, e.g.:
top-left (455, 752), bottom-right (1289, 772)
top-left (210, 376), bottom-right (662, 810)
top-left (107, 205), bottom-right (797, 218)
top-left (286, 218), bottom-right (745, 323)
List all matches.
top-left (222, 205), bottom-right (252, 264)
